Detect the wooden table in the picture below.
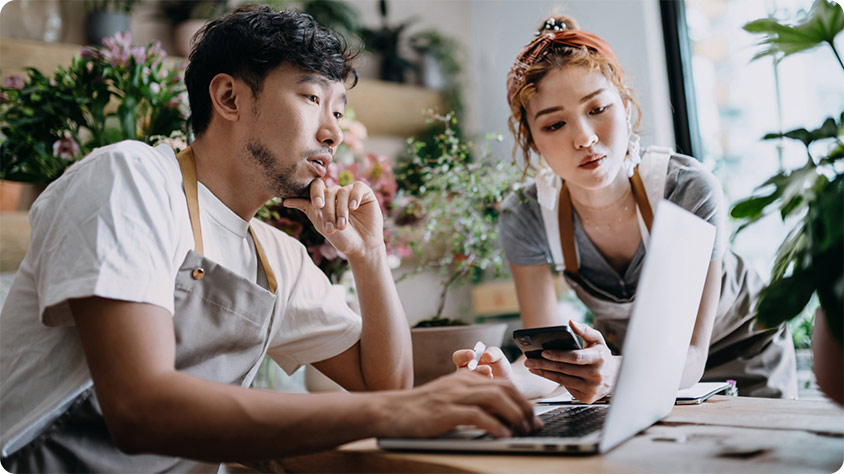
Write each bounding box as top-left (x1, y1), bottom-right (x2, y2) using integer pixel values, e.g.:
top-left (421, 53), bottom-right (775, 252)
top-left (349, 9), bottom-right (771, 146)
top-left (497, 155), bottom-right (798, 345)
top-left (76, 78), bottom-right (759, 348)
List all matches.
top-left (249, 396), bottom-right (844, 473)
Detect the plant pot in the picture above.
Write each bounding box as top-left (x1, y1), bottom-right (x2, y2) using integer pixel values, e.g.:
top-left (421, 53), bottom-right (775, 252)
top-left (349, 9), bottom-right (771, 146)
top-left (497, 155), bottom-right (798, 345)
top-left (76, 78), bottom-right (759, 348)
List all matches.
top-left (411, 322), bottom-right (507, 386)
top-left (0, 180), bottom-right (45, 211)
top-left (85, 11), bottom-right (130, 46)
top-left (812, 307), bottom-right (843, 405)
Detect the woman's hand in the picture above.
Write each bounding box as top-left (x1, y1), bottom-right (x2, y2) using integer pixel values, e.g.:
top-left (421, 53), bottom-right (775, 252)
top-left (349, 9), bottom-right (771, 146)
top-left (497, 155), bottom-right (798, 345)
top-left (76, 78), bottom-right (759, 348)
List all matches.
top-left (523, 320), bottom-right (621, 403)
top-left (452, 346), bottom-right (515, 383)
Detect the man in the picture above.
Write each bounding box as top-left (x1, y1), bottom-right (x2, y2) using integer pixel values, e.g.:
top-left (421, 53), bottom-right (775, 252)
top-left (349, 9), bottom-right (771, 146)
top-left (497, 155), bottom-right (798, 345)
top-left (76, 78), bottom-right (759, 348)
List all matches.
top-left (0, 6), bottom-right (538, 473)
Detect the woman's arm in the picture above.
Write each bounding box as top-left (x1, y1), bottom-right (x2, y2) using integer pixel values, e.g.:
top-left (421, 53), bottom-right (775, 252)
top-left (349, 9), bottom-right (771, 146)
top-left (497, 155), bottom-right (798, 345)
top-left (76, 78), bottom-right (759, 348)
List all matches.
top-left (508, 263), bottom-right (565, 397)
top-left (679, 257), bottom-right (722, 388)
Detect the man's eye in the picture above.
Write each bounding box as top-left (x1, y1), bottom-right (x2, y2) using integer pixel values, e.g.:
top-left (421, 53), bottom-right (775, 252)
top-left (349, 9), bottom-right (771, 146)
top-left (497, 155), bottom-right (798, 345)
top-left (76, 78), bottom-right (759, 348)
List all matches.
top-left (307, 95), bottom-right (320, 104)
top-left (544, 121), bottom-right (565, 132)
top-left (334, 112), bottom-right (343, 119)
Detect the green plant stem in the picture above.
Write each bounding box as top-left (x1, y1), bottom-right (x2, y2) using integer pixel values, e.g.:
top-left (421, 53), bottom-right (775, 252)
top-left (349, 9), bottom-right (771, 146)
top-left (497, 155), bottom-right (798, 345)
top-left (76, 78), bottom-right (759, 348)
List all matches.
top-left (435, 266), bottom-right (469, 320)
top-left (828, 40), bottom-right (844, 72)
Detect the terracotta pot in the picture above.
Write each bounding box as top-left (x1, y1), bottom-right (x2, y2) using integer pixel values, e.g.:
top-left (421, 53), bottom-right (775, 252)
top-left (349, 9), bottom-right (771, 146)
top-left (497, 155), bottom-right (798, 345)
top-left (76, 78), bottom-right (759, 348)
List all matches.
top-left (0, 180), bottom-right (45, 211)
top-left (411, 322), bottom-right (508, 386)
top-left (812, 307), bottom-right (843, 405)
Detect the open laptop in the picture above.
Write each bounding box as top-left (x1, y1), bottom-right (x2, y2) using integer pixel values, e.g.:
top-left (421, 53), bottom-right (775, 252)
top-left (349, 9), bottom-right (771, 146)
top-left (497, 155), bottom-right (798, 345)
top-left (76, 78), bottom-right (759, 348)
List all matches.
top-left (378, 200), bottom-right (715, 454)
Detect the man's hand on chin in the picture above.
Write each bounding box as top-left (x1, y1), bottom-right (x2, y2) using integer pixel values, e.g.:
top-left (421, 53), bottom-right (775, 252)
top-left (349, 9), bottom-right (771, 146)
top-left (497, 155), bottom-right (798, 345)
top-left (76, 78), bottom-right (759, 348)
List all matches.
top-left (281, 178), bottom-right (385, 260)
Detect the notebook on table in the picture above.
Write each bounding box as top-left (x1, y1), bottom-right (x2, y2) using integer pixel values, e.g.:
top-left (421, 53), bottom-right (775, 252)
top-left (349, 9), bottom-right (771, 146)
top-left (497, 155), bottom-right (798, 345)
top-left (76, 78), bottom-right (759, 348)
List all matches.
top-left (378, 200), bottom-right (715, 454)
top-left (537, 381), bottom-right (731, 405)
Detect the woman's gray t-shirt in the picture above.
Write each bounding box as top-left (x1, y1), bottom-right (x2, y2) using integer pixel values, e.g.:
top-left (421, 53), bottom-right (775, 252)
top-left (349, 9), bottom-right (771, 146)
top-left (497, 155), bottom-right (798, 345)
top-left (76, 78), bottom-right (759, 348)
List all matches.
top-left (499, 155), bottom-right (728, 301)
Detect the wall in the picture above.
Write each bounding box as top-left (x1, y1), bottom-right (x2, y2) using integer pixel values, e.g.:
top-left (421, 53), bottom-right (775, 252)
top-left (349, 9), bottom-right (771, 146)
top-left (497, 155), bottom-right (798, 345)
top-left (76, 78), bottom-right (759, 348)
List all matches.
top-left (0, 0), bottom-right (675, 324)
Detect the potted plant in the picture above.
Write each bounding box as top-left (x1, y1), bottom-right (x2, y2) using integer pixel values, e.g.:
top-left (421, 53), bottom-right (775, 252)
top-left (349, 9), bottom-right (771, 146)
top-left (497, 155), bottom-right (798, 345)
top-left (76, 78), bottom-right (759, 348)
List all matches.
top-left (0, 32), bottom-right (187, 188)
top-left (730, 0), bottom-right (843, 404)
top-left (396, 112), bottom-right (522, 385)
top-left (84, 0), bottom-right (141, 45)
top-left (361, 0), bottom-right (416, 83)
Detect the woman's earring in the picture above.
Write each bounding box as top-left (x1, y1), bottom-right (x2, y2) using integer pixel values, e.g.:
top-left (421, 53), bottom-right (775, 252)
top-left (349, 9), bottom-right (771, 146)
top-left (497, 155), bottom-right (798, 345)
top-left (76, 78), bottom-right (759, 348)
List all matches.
top-left (624, 113), bottom-right (641, 177)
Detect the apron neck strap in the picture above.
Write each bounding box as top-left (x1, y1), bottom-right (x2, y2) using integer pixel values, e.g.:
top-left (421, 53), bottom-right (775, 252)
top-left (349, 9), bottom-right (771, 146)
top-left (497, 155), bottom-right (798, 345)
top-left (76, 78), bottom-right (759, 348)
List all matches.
top-left (558, 166), bottom-right (654, 275)
top-left (175, 146), bottom-right (278, 294)
top-left (176, 147), bottom-right (204, 255)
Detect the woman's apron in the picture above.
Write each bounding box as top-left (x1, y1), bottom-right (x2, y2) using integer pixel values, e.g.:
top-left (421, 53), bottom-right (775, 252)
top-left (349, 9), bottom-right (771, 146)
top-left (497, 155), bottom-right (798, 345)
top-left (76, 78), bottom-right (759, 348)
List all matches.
top-left (540, 146), bottom-right (796, 398)
top-left (2, 147), bottom-right (279, 473)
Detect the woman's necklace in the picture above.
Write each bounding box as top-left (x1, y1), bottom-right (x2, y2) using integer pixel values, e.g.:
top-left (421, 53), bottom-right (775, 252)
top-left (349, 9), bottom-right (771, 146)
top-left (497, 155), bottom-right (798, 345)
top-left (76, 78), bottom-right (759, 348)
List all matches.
top-left (571, 186), bottom-right (635, 232)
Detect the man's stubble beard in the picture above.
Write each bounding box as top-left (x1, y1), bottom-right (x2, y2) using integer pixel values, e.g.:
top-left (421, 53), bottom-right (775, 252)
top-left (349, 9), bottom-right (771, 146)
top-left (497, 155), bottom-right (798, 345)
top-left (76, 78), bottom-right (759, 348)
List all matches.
top-left (245, 140), bottom-right (311, 199)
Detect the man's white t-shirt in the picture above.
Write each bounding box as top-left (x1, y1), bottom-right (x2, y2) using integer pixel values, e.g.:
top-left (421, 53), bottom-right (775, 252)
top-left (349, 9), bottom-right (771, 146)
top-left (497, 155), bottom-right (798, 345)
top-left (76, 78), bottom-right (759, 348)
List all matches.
top-left (0, 141), bottom-right (362, 456)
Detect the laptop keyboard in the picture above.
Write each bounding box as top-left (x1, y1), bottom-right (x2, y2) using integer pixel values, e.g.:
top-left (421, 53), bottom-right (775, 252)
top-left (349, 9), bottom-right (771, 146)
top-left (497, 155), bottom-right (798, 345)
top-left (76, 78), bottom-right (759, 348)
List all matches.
top-left (521, 406), bottom-right (608, 438)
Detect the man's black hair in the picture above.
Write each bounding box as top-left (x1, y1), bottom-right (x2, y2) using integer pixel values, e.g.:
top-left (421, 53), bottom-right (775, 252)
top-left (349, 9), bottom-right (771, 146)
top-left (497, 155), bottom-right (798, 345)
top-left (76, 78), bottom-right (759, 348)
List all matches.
top-left (185, 4), bottom-right (358, 136)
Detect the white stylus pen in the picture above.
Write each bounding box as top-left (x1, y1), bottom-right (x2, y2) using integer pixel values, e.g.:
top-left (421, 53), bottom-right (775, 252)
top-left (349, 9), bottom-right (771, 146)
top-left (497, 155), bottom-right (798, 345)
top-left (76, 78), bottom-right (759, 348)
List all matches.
top-left (467, 341), bottom-right (486, 371)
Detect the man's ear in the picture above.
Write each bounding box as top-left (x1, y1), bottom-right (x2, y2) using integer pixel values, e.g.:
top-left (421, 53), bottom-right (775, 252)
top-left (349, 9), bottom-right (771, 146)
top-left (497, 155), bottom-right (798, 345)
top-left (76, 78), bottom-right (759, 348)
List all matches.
top-left (208, 73), bottom-right (242, 123)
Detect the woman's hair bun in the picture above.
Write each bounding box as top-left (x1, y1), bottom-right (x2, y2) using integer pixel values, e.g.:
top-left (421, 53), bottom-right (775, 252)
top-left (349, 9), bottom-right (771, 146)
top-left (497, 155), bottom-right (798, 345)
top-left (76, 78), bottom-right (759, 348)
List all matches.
top-left (537, 15), bottom-right (579, 35)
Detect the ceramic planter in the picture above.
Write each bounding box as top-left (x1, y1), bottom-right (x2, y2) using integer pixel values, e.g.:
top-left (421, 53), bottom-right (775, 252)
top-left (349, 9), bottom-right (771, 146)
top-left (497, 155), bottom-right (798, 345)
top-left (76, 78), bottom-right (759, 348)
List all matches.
top-left (411, 322), bottom-right (508, 386)
top-left (813, 307), bottom-right (843, 405)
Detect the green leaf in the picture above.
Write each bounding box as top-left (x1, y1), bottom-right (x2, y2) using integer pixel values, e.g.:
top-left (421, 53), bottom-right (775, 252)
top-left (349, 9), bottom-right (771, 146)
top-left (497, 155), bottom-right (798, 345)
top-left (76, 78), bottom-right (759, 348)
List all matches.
top-left (730, 192), bottom-right (779, 219)
top-left (117, 95), bottom-right (138, 140)
top-left (783, 128), bottom-right (814, 146)
top-left (744, 0), bottom-right (844, 61)
top-left (755, 270), bottom-right (816, 328)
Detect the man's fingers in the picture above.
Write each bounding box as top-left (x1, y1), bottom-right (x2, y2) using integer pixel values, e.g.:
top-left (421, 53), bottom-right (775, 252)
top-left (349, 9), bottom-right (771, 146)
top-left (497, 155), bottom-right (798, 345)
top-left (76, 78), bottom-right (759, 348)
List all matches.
top-left (349, 182), bottom-right (369, 210)
top-left (282, 198), bottom-right (310, 212)
top-left (569, 320), bottom-right (606, 346)
top-left (449, 406), bottom-right (511, 438)
top-left (309, 178), bottom-right (326, 209)
top-left (334, 185), bottom-right (351, 230)
top-left (321, 187), bottom-right (337, 234)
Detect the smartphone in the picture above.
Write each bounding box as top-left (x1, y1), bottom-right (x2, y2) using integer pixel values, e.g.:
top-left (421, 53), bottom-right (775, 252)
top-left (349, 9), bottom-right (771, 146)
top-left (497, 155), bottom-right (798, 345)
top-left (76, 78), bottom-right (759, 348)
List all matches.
top-left (513, 325), bottom-right (582, 359)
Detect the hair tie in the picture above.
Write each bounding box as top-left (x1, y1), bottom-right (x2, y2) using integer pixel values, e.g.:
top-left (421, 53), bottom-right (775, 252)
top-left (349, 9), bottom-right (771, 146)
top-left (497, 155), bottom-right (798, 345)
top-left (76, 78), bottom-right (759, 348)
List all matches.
top-left (506, 25), bottom-right (623, 113)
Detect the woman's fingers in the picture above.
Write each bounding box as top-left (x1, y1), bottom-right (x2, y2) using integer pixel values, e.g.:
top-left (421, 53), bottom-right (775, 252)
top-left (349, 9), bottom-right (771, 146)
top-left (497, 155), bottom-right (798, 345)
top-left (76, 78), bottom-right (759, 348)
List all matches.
top-left (569, 319), bottom-right (607, 346)
top-left (453, 349), bottom-right (476, 368)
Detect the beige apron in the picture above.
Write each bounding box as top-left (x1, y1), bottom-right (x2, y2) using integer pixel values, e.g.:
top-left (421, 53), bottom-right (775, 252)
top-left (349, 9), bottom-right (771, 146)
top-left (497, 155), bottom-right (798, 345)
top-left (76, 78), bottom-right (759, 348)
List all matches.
top-left (2, 147), bottom-right (280, 472)
top-left (542, 147), bottom-right (797, 398)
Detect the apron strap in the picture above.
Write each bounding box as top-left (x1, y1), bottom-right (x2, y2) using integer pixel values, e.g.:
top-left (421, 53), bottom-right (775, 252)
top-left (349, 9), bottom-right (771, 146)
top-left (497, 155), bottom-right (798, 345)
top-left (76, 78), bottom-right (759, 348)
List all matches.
top-left (175, 146), bottom-right (278, 294)
top-left (558, 182), bottom-right (580, 277)
top-left (176, 147), bottom-right (204, 255)
top-left (630, 167), bottom-right (653, 232)
top-left (558, 166), bottom-right (655, 275)
top-left (249, 227), bottom-right (278, 294)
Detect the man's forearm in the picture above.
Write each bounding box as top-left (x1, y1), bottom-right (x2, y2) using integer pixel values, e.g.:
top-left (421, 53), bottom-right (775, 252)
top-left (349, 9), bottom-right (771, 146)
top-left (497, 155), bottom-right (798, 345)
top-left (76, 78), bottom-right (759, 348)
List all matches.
top-left (347, 244), bottom-right (413, 389)
top-left (111, 372), bottom-right (387, 460)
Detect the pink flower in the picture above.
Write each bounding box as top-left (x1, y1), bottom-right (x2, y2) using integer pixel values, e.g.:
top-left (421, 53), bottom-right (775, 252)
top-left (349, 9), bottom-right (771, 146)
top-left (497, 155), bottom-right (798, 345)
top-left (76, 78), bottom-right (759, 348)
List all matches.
top-left (324, 162), bottom-right (340, 187)
top-left (0, 91), bottom-right (9, 103)
top-left (80, 46), bottom-right (99, 59)
top-left (3, 75), bottom-right (24, 90)
top-left (339, 118), bottom-right (367, 154)
top-left (131, 46), bottom-right (146, 65)
top-left (149, 82), bottom-right (161, 94)
top-left (102, 32), bottom-right (133, 67)
top-left (52, 132), bottom-right (80, 161)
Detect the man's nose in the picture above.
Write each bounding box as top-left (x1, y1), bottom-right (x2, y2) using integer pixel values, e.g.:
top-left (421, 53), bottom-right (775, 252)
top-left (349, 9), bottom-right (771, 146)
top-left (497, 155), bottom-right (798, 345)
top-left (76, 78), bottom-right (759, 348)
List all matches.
top-left (318, 113), bottom-right (343, 148)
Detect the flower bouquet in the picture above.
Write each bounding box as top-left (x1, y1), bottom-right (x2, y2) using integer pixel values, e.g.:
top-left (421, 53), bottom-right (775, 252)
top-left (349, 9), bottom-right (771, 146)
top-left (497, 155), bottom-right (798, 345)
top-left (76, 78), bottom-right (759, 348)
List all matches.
top-left (1, 32), bottom-right (188, 184)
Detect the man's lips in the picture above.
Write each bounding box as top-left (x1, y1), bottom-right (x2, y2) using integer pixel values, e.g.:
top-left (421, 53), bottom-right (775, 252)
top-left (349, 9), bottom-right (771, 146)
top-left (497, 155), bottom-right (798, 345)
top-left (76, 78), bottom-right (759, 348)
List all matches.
top-left (306, 154), bottom-right (332, 178)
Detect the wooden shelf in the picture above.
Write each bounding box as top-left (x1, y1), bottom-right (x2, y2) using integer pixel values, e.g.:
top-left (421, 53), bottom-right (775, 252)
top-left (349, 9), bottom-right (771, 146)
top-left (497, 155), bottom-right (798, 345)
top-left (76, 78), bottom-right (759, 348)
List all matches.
top-left (0, 37), bottom-right (443, 137)
top-left (346, 79), bottom-right (444, 137)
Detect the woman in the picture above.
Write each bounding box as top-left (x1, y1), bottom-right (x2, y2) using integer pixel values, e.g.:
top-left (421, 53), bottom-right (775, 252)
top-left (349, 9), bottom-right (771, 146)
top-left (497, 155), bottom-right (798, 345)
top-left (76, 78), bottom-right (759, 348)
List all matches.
top-left (455, 16), bottom-right (796, 402)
